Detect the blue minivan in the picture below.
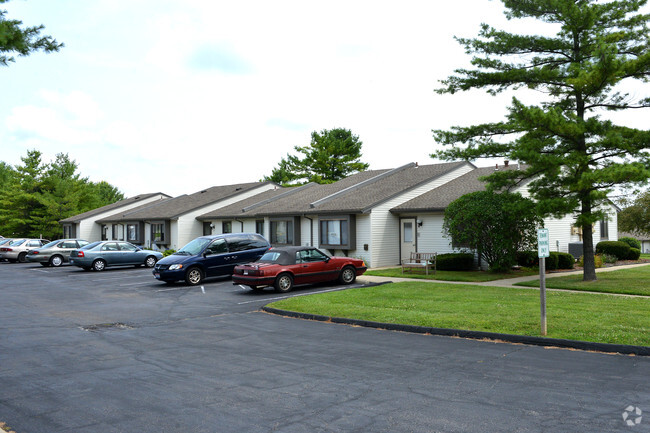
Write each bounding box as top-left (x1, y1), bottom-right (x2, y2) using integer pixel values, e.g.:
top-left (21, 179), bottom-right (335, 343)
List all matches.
top-left (153, 233), bottom-right (270, 285)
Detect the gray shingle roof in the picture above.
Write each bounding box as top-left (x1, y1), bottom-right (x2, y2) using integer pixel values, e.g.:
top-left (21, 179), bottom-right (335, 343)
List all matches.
top-left (197, 184), bottom-right (314, 220)
top-left (391, 165), bottom-right (514, 212)
top-left (59, 193), bottom-right (171, 223)
top-left (201, 162), bottom-right (468, 219)
top-left (98, 182), bottom-right (275, 222)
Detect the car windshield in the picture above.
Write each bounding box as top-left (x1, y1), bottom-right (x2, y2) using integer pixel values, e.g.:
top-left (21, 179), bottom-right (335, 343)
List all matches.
top-left (9, 239), bottom-right (26, 246)
top-left (176, 238), bottom-right (211, 255)
top-left (80, 241), bottom-right (102, 250)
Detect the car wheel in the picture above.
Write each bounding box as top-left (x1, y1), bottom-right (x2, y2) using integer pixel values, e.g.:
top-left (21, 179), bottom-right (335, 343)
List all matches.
top-left (339, 266), bottom-right (357, 285)
top-left (274, 273), bottom-right (294, 293)
top-left (18, 252), bottom-right (27, 263)
top-left (50, 255), bottom-right (64, 267)
top-left (92, 259), bottom-right (107, 272)
top-left (144, 256), bottom-right (158, 268)
top-left (185, 267), bottom-right (204, 286)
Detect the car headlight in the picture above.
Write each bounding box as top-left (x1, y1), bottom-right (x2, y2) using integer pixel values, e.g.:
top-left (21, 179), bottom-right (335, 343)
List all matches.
top-left (169, 264), bottom-right (183, 270)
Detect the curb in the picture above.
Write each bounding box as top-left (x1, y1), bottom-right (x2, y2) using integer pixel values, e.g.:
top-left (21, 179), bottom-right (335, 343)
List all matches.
top-left (261, 306), bottom-right (650, 356)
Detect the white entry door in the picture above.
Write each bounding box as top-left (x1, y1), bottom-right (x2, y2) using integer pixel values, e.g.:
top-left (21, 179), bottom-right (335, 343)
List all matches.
top-left (400, 218), bottom-right (417, 262)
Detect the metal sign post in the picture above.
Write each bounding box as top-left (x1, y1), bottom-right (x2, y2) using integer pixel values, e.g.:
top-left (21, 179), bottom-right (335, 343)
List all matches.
top-left (537, 229), bottom-right (550, 336)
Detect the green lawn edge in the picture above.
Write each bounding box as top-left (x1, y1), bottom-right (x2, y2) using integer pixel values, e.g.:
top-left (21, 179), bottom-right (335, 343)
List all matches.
top-left (269, 282), bottom-right (650, 347)
top-left (365, 267), bottom-right (538, 282)
top-left (515, 264), bottom-right (650, 296)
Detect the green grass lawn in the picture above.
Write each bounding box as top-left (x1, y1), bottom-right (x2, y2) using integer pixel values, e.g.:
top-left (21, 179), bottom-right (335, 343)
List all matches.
top-left (365, 267), bottom-right (538, 282)
top-left (516, 264), bottom-right (650, 296)
top-left (269, 282), bottom-right (650, 346)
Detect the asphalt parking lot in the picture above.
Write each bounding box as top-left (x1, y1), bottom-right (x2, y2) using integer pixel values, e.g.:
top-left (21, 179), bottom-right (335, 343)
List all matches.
top-left (0, 261), bottom-right (648, 433)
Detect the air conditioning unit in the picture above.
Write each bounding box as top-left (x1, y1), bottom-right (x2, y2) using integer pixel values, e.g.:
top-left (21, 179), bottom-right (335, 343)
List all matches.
top-left (568, 242), bottom-right (584, 259)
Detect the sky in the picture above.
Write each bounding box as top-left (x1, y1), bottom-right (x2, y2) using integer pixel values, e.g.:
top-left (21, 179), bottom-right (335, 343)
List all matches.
top-left (2, 0), bottom-right (649, 198)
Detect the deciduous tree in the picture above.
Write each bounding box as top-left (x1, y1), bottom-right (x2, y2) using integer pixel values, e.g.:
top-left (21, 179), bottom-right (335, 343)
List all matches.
top-left (433, 0), bottom-right (650, 281)
top-left (618, 190), bottom-right (650, 234)
top-left (265, 128), bottom-right (369, 185)
top-left (443, 191), bottom-right (542, 272)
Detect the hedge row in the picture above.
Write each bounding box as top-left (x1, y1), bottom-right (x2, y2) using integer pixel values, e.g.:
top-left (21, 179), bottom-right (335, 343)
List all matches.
top-left (515, 251), bottom-right (575, 270)
top-left (436, 253), bottom-right (475, 271)
top-left (596, 241), bottom-right (640, 260)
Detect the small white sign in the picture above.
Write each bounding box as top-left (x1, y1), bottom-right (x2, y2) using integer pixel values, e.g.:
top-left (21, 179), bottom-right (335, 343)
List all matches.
top-left (538, 228), bottom-right (550, 258)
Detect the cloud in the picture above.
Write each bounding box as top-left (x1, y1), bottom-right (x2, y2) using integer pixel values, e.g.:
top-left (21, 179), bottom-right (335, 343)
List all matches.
top-left (6, 90), bottom-right (102, 146)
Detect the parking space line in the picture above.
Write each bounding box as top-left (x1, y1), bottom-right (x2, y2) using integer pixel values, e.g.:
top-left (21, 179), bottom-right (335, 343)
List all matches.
top-left (155, 286), bottom-right (193, 292)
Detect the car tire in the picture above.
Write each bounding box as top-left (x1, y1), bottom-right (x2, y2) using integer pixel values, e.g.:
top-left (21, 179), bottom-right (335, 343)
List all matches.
top-left (339, 266), bottom-right (357, 285)
top-left (18, 252), bottom-right (27, 263)
top-left (274, 273), bottom-right (293, 293)
top-left (92, 259), bottom-right (107, 272)
top-left (50, 255), bottom-right (64, 267)
top-left (144, 256), bottom-right (158, 268)
top-left (185, 267), bottom-right (204, 286)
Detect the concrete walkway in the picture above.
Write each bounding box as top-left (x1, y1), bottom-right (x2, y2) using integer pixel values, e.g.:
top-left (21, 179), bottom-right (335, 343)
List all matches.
top-left (358, 262), bottom-right (650, 291)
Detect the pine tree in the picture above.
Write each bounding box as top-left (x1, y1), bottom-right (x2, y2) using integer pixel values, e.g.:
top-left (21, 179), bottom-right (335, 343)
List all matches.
top-left (0, 0), bottom-right (63, 66)
top-left (433, 0), bottom-right (650, 281)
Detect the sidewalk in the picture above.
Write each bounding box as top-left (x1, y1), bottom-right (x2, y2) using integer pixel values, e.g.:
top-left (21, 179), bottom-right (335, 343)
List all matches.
top-left (358, 262), bottom-right (650, 289)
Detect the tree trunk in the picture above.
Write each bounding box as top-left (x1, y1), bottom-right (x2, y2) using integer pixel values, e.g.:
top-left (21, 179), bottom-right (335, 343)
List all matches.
top-left (582, 199), bottom-right (597, 281)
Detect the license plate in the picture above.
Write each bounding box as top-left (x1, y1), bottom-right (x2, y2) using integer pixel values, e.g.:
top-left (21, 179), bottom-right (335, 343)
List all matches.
top-left (243, 270), bottom-right (248, 275)
top-left (154, 273), bottom-right (160, 279)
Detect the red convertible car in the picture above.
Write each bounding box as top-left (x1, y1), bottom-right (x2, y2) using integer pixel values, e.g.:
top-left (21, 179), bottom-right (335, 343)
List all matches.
top-left (232, 246), bottom-right (367, 293)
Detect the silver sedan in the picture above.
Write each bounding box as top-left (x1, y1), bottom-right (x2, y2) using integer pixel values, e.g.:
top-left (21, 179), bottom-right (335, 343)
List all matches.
top-left (26, 239), bottom-right (90, 267)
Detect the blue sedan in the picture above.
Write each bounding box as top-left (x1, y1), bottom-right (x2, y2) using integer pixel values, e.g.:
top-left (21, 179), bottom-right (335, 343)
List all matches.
top-left (69, 241), bottom-right (163, 271)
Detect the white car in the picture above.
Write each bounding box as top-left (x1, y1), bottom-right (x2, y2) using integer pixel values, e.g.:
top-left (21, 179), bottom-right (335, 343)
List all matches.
top-left (0, 238), bottom-right (50, 263)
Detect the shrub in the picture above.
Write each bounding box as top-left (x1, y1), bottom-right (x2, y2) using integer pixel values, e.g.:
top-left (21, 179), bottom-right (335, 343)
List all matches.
top-left (436, 253), bottom-right (475, 271)
top-left (628, 248), bottom-right (641, 260)
top-left (546, 252), bottom-right (560, 270)
top-left (555, 252), bottom-right (575, 269)
top-left (601, 253), bottom-right (617, 264)
top-left (619, 236), bottom-right (641, 250)
top-left (595, 241), bottom-right (630, 260)
top-left (516, 251), bottom-right (538, 268)
top-left (579, 255), bottom-right (603, 268)
top-left (163, 249), bottom-right (176, 257)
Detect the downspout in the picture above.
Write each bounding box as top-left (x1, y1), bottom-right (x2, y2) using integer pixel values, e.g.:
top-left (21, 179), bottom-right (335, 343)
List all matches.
top-left (235, 219), bottom-right (244, 233)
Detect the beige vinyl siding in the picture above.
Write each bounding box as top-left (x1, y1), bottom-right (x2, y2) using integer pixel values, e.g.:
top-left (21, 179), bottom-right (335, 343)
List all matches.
top-left (173, 184), bottom-right (277, 248)
top-left (370, 163), bottom-right (474, 268)
top-left (353, 214), bottom-right (372, 266)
